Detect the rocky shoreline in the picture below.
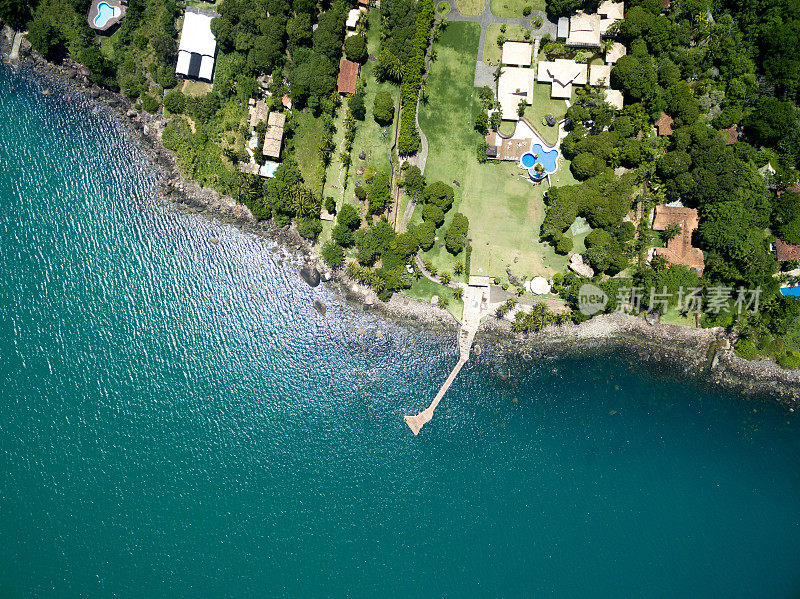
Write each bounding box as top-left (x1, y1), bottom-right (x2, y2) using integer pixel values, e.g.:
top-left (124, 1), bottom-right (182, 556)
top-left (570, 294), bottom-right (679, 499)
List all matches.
top-left (4, 35), bottom-right (800, 408)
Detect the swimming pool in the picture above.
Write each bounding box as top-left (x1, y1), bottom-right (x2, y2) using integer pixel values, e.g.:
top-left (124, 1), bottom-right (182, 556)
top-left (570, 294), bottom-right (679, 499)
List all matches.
top-left (520, 143), bottom-right (559, 179)
top-left (93, 2), bottom-right (119, 28)
top-left (780, 286), bottom-right (800, 297)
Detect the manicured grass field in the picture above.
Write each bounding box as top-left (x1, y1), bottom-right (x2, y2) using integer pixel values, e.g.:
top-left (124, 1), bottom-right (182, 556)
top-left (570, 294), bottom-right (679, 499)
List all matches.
top-left (293, 111), bottom-right (327, 197)
top-left (417, 21), bottom-right (575, 280)
top-left (436, 0), bottom-right (451, 16)
top-left (455, 0), bottom-right (484, 15)
top-left (483, 23), bottom-right (528, 65)
top-left (490, 0), bottom-right (545, 18)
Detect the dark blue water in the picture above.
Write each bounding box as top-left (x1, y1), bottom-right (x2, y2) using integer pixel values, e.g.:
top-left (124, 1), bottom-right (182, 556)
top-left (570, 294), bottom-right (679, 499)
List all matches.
top-left (2, 67), bottom-right (800, 598)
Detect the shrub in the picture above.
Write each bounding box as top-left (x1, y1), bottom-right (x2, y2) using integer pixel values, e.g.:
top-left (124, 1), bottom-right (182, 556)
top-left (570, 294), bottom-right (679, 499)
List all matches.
top-left (477, 140), bottom-right (489, 163)
top-left (338, 203), bottom-right (361, 229)
top-left (440, 270), bottom-right (451, 284)
top-left (324, 197), bottom-right (337, 214)
top-left (474, 111), bottom-right (488, 134)
top-left (422, 204), bottom-right (445, 227)
top-left (522, 5), bottom-right (532, 15)
top-left (734, 339), bottom-right (758, 359)
top-left (163, 89), bottom-right (186, 114)
top-left (344, 34), bottom-right (368, 63)
top-left (777, 350), bottom-right (800, 369)
top-left (373, 91), bottom-right (395, 126)
top-left (423, 181), bottom-right (455, 212)
top-left (332, 223), bottom-right (355, 246)
top-left (555, 234), bottom-right (573, 254)
top-left (349, 91), bottom-right (366, 120)
top-left (321, 240), bottom-right (344, 268)
top-left (355, 186), bottom-right (367, 201)
top-left (531, 15), bottom-right (543, 28)
top-left (296, 218), bottom-right (322, 241)
top-left (444, 212), bottom-right (469, 254)
top-left (414, 221), bottom-right (436, 250)
top-left (437, 295), bottom-right (450, 308)
top-left (141, 94), bottom-right (160, 114)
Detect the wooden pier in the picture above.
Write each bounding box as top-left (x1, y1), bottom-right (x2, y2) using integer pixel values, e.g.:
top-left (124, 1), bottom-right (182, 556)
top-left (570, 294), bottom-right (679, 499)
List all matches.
top-left (404, 283), bottom-right (487, 435)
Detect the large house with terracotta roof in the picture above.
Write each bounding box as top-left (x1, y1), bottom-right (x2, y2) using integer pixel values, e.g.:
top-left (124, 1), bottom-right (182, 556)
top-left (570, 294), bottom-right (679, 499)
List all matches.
top-left (652, 205), bottom-right (705, 274)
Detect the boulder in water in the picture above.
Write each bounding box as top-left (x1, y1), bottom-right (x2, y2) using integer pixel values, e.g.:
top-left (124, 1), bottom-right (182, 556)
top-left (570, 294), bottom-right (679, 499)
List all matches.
top-left (314, 300), bottom-right (327, 315)
top-left (300, 264), bottom-right (321, 287)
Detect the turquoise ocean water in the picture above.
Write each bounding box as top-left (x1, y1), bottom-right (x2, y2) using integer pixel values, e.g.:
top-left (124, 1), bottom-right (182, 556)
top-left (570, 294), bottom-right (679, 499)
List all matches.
top-left (1, 67), bottom-right (800, 598)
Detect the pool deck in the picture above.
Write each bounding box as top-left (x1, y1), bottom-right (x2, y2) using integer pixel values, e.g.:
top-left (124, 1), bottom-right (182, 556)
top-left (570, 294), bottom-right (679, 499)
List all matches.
top-left (87, 0), bottom-right (126, 32)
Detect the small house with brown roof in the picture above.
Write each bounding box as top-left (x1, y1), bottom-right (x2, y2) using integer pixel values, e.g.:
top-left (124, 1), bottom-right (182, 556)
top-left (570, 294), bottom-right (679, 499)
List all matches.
top-left (652, 205), bottom-right (704, 274)
top-left (655, 112), bottom-right (673, 136)
top-left (721, 124), bottom-right (740, 145)
top-left (775, 239), bottom-right (800, 262)
top-left (338, 58), bottom-right (360, 95)
top-left (262, 111), bottom-right (286, 159)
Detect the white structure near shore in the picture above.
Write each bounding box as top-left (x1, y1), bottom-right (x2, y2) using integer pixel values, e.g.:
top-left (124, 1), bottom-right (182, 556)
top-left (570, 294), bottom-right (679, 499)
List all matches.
top-left (175, 7), bottom-right (218, 82)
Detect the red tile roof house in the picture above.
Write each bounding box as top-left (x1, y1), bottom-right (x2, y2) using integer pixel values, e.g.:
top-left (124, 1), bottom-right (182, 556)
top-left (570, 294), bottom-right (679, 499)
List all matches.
top-left (775, 239), bottom-right (800, 262)
top-left (337, 58), bottom-right (360, 95)
top-left (655, 112), bottom-right (674, 136)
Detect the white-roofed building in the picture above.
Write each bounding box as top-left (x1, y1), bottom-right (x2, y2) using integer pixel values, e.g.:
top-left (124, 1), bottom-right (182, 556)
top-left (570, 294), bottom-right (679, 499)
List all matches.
top-left (565, 2), bottom-right (623, 48)
top-left (497, 67), bottom-right (535, 121)
top-left (502, 41), bottom-right (532, 66)
top-left (175, 7), bottom-right (218, 82)
top-left (557, 17), bottom-right (569, 39)
top-left (566, 11), bottom-right (601, 47)
top-left (605, 42), bottom-right (626, 64)
top-left (589, 63), bottom-right (612, 86)
top-left (536, 59), bottom-right (588, 98)
top-left (604, 88), bottom-right (624, 109)
top-left (346, 8), bottom-right (361, 29)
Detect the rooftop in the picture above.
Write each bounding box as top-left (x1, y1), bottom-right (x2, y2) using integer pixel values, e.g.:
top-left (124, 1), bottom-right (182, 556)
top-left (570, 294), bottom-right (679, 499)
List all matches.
top-left (566, 11), bottom-right (602, 47)
top-left (589, 63), bottom-right (612, 86)
top-left (338, 58), bottom-right (360, 94)
top-left (263, 111), bottom-right (286, 158)
top-left (248, 98), bottom-right (268, 127)
top-left (346, 8), bottom-right (361, 29)
top-left (605, 42), bottom-right (626, 64)
top-left (721, 123), bottom-right (739, 145)
top-left (652, 205), bottom-right (704, 273)
top-left (502, 41), bottom-right (533, 66)
top-left (604, 88), bottom-right (624, 109)
top-left (598, 0), bottom-right (624, 21)
top-left (655, 112), bottom-right (674, 136)
top-left (776, 239), bottom-right (800, 262)
top-left (498, 67), bottom-right (535, 120)
top-left (537, 59), bottom-right (588, 98)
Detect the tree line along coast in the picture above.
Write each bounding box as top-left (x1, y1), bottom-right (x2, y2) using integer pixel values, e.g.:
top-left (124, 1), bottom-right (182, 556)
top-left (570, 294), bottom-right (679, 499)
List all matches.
top-left (4, 0), bottom-right (800, 370)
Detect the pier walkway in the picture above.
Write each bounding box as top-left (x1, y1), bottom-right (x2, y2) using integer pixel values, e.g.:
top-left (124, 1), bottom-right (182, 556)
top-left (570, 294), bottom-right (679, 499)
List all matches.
top-left (404, 283), bottom-right (488, 434)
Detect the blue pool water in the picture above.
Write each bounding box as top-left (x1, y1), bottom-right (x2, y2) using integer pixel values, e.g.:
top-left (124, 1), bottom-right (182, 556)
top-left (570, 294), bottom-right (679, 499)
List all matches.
top-left (780, 286), bottom-right (800, 297)
top-left (93, 2), bottom-right (118, 27)
top-left (521, 144), bottom-right (559, 178)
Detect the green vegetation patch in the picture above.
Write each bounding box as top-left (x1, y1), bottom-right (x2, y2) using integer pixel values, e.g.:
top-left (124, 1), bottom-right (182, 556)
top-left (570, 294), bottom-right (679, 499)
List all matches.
top-left (483, 23), bottom-right (528, 65)
top-left (490, 0), bottom-right (545, 18)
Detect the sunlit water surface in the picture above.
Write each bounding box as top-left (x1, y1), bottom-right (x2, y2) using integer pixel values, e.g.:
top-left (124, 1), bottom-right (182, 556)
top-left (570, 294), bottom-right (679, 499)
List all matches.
top-left (2, 67), bottom-right (800, 598)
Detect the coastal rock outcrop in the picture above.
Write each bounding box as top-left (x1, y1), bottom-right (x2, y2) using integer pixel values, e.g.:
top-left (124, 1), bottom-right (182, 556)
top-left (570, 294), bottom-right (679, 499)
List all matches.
top-left (300, 264), bottom-right (321, 287)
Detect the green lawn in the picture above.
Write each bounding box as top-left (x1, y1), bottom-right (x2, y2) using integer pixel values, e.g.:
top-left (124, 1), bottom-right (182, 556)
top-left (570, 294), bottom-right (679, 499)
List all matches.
top-left (417, 21), bottom-right (579, 280)
top-left (490, 0), bottom-right (545, 18)
top-left (405, 277), bottom-right (464, 321)
top-left (455, 0), bottom-right (485, 15)
top-left (520, 84), bottom-right (568, 146)
top-left (483, 23), bottom-right (529, 65)
top-left (293, 111), bottom-right (327, 197)
top-left (436, 0), bottom-right (451, 16)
